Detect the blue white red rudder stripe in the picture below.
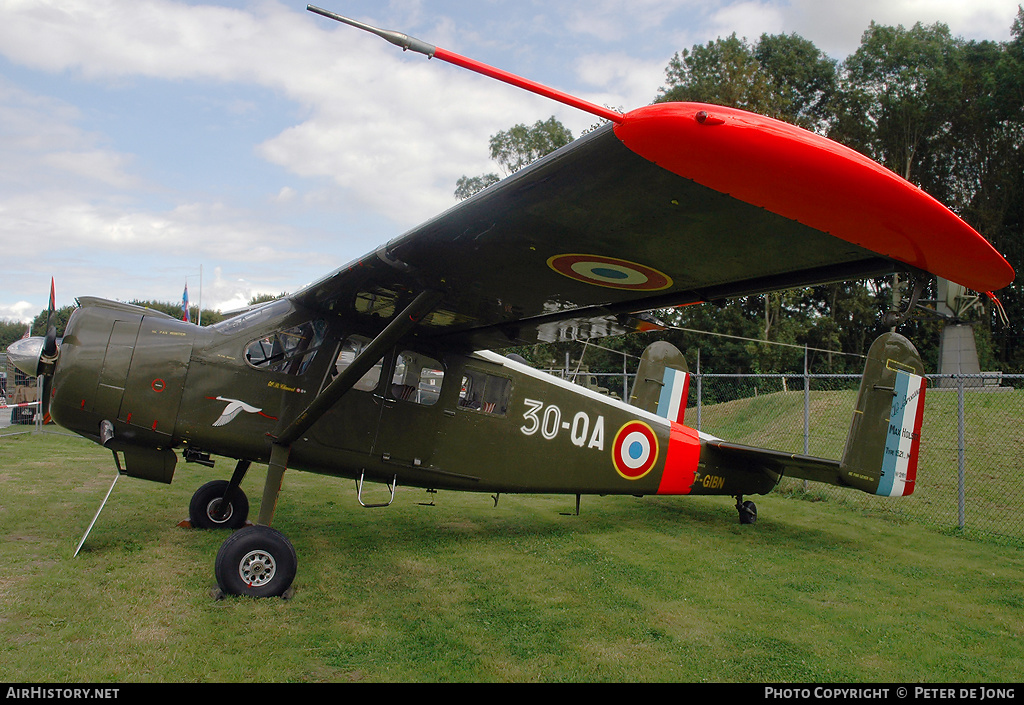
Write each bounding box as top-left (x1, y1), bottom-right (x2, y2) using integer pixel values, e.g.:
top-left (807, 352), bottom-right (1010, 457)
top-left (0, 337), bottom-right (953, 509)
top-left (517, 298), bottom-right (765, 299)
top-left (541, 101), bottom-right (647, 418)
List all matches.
top-left (656, 367), bottom-right (689, 424)
top-left (877, 369), bottom-right (927, 497)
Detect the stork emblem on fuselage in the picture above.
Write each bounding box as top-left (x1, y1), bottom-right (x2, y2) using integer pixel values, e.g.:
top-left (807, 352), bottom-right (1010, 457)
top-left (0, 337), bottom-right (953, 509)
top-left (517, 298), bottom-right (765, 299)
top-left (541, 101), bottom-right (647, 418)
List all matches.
top-left (209, 396), bottom-right (277, 427)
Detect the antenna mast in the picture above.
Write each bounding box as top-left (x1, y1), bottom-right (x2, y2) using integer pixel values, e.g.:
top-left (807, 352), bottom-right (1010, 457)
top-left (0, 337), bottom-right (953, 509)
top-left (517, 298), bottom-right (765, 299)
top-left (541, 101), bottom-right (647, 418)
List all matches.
top-left (307, 5), bottom-right (625, 125)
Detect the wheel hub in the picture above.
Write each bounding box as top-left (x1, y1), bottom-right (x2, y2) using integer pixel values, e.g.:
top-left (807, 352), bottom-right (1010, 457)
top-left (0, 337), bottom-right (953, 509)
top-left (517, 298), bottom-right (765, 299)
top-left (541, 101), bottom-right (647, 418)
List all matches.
top-left (238, 549), bottom-right (277, 587)
top-left (206, 498), bottom-right (233, 524)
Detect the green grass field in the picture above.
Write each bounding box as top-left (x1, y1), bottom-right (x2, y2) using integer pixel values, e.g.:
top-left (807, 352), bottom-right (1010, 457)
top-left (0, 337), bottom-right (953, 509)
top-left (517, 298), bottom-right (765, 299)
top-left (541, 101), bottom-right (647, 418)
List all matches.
top-left (1, 431), bottom-right (1021, 683)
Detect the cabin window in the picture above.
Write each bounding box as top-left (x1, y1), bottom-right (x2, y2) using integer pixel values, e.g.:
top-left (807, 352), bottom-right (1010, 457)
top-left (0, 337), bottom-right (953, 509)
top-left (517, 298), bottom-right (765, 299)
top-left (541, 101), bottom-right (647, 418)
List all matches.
top-left (329, 336), bottom-right (385, 392)
top-left (391, 351), bottom-right (444, 405)
top-left (245, 319), bottom-right (327, 375)
top-left (458, 369), bottom-right (512, 416)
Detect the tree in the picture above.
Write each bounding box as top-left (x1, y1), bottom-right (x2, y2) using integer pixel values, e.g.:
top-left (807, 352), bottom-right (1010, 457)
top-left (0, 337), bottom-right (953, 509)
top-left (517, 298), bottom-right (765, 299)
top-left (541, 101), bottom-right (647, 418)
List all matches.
top-left (659, 34), bottom-right (772, 110)
top-left (833, 22), bottom-right (961, 181)
top-left (754, 33), bottom-right (838, 133)
top-left (454, 173), bottom-right (500, 201)
top-left (0, 319), bottom-right (31, 351)
top-left (248, 292), bottom-right (288, 306)
top-left (830, 15), bottom-right (1024, 371)
top-left (658, 32), bottom-right (837, 132)
top-left (30, 306), bottom-right (76, 339)
top-left (455, 116), bottom-right (573, 200)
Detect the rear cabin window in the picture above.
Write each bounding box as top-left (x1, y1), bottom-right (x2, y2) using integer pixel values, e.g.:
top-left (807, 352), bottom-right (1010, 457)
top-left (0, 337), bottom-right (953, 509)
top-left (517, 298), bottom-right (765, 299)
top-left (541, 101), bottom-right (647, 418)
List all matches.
top-left (245, 320), bottom-right (327, 375)
top-left (391, 351), bottom-right (444, 406)
top-left (458, 369), bottom-right (512, 416)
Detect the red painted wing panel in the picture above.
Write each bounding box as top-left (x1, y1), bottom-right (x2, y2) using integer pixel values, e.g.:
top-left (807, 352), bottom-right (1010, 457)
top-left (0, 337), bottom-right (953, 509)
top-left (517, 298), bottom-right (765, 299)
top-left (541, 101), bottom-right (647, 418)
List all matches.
top-left (614, 103), bottom-right (1014, 293)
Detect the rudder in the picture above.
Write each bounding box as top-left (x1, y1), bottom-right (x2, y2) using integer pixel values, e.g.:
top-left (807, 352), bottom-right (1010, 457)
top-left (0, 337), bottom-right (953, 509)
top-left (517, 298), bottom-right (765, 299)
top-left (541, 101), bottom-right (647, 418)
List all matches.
top-left (629, 341), bottom-right (689, 423)
top-left (840, 332), bottom-right (927, 496)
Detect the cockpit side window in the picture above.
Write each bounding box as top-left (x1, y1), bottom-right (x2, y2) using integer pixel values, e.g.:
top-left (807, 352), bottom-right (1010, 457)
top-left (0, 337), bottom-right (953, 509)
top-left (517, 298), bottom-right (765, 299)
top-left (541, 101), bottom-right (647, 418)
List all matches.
top-left (245, 319), bottom-right (327, 375)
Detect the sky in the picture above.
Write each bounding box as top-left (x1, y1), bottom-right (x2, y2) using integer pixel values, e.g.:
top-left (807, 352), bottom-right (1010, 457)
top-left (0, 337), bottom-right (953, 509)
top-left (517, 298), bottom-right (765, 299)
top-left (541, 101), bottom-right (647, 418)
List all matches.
top-left (0, 0), bottom-right (1020, 322)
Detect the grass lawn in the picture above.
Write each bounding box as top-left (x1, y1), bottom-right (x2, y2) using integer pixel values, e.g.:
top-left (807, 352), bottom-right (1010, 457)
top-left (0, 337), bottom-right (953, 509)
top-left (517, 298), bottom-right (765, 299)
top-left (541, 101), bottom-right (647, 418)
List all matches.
top-left (1, 431), bottom-right (1021, 682)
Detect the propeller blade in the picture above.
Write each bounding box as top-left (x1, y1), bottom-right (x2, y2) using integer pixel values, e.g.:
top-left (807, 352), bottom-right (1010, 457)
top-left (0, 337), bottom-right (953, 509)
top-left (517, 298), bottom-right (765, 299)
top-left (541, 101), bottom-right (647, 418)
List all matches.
top-left (42, 278), bottom-right (57, 358)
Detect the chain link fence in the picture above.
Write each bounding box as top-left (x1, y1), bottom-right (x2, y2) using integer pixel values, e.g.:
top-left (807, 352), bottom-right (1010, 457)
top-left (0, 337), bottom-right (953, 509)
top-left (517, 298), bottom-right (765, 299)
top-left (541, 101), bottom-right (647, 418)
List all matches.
top-left (576, 368), bottom-right (1022, 545)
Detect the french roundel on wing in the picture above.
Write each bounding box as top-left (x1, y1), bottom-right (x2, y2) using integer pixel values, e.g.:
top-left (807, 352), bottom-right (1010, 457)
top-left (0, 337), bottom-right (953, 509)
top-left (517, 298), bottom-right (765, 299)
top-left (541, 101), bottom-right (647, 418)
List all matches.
top-left (612, 420), bottom-right (660, 480)
top-left (547, 254), bottom-right (673, 291)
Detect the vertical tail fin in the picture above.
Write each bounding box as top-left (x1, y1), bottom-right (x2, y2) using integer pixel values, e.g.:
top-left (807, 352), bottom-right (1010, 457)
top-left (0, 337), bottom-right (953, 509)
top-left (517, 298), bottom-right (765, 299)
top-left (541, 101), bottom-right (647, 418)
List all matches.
top-left (840, 332), bottom-right (927, 496)
top-left (629, 341), bottom-right (689, 423)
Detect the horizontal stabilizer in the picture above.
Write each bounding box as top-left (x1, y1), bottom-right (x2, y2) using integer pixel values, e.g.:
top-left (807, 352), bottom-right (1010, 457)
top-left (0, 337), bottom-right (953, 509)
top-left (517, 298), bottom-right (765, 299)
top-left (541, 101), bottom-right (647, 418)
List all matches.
top-left (704, 440), bottom-right (842, 486)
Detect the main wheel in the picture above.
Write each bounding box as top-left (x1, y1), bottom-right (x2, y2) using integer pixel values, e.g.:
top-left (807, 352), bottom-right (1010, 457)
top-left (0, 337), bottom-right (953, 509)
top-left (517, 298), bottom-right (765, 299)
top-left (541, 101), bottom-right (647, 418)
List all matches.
top-left (738, 500), bottom-right (758, 525)
top-left (215, 525), bottom-right (297, 598)
top-left (189, 480), bottom-right (249, 530)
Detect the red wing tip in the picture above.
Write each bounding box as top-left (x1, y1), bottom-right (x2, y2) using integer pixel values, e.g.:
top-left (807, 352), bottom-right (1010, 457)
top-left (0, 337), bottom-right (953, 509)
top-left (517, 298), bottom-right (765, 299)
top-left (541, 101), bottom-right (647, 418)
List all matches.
top-left (615, 103), bottom-right (1015, 293)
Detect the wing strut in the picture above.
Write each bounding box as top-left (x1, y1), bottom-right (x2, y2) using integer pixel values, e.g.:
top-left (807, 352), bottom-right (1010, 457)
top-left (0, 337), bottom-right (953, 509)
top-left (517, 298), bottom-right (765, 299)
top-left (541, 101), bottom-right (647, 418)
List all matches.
top-left (307, 5), bottom-right (625, 124)
top-left (276, 288), bottom-right (443, 447)
top-left (256, 289), bottom-right (442, 525)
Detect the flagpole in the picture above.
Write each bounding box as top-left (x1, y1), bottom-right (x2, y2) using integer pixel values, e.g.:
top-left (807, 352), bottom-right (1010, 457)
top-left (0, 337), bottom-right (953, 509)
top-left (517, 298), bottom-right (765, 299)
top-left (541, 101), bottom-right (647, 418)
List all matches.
top-left (198, 265), bottom-right (203, 326)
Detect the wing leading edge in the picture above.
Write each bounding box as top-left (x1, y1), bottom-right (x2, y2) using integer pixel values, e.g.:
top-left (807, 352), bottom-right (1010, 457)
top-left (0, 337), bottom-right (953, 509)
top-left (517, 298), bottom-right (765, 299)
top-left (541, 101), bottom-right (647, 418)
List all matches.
top-left (293, 102), bottom-right (1013, 350)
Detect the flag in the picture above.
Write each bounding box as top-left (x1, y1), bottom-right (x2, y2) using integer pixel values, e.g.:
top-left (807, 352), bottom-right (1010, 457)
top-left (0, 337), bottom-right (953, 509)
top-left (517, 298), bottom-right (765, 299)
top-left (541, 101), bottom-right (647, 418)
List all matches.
top-left (182, 284), bottom-right (190, 323)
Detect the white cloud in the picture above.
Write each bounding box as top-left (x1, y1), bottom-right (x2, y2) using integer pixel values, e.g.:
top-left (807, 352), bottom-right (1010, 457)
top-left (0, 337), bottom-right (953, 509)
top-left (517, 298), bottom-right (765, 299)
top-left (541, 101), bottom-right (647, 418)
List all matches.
top-left (707, 2), bottom-right (785, 42)
top-left (564, 0), bottom-right (697, 42)
top-left (0, 301), bottom-right (36, 324)
top-left (779, 0), bottom-right (1021, 58)
top-left (573, 53), bottom-right (666, 112)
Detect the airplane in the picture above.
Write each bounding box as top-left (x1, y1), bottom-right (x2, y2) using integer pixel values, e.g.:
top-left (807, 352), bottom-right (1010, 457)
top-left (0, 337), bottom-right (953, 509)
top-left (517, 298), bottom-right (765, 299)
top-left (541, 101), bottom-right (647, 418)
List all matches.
top-left (6, 6), bottom-right (1014, 599)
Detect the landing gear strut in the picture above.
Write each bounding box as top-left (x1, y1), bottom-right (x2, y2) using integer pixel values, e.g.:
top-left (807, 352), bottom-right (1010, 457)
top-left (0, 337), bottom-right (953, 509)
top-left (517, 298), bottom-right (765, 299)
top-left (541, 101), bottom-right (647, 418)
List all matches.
top-left (735, 496), bottom-right (757, 524)
top-left (210, 291), bottom-right (441, 599)
top-left (188, 460), bottom-right (251, 530)
top-left (189, 480), bottom-right (249, 529)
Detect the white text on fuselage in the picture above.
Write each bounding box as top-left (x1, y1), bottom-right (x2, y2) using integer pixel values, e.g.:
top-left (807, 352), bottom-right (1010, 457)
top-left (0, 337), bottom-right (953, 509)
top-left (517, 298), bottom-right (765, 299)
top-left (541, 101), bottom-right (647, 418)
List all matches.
top-left (520, 399), bottom-right (605, 451)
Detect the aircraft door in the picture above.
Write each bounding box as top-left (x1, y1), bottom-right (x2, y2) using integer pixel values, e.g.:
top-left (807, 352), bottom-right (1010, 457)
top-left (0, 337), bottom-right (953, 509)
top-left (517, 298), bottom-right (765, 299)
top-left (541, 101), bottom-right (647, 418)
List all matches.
top-left (309, 341), bottom-right (446, 471)
top-left (370, 349), bottom-right (446, 470)
top-left (310, 336), bottom-right (388, 456)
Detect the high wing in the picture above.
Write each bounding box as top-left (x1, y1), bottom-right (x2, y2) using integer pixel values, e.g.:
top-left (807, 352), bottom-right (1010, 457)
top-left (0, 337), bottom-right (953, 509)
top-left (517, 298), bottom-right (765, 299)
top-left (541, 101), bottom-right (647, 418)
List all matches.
top-left (292, 102), bottom-right (1013, 351)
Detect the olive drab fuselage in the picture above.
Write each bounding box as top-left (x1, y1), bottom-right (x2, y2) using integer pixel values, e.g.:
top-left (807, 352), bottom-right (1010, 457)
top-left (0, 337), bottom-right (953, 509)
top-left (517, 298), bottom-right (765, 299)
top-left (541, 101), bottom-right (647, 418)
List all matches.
top-left (49, 297), bottom-right (779, 500)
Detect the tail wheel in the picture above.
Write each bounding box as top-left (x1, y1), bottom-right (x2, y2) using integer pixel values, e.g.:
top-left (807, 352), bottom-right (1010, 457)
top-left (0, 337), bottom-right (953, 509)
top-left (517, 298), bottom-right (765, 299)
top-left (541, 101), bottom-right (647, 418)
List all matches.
top-left (189, 480), bottom-right (249, 530)
top-left (215, 525), bottom-right (297, 598)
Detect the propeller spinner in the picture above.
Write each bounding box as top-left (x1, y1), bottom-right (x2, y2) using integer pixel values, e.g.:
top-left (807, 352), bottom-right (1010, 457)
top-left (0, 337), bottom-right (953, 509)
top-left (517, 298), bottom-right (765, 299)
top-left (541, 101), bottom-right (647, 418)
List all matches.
top-left (8, 278), bottom-right (60, 378)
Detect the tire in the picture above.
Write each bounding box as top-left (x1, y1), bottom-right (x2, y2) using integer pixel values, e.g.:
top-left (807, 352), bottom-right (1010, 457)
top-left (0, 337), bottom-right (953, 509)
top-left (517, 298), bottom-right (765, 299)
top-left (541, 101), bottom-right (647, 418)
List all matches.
top-left (189, 480), bottom-right (249, 530)
top-left (215, 525), bottom-right (297, 598)
top-left (739, 500), bottom-right (758, 525)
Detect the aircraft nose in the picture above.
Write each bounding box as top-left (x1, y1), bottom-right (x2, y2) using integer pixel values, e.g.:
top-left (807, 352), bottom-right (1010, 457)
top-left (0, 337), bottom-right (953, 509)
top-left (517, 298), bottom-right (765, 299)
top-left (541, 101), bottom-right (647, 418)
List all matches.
top-left (7, 336), bottom-right (45, 377)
